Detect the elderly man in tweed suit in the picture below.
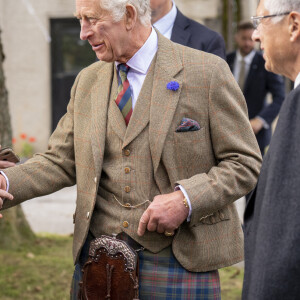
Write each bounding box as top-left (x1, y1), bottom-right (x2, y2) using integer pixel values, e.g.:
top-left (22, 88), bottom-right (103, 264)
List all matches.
top-left (0, 0), bottom-right (262, 298)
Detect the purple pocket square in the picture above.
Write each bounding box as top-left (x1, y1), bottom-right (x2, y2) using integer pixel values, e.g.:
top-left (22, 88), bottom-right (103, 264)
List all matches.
top-left (176, 118), bottom-right (201, 132)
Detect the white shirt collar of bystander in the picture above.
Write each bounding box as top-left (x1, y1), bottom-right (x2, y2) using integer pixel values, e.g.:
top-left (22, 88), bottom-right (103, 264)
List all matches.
top-left (294, 72), bottom-right (300, 89)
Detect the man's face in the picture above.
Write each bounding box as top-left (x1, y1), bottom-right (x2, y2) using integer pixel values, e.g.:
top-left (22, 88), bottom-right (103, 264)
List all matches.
top-left (150, 0), bottom-right (172, 23)
top-left (75, 0), bottom-right (127, 62)
top-left (235, 29), bottom-right (255, 56)
top-left (252, 0), bottom-right (288, 74)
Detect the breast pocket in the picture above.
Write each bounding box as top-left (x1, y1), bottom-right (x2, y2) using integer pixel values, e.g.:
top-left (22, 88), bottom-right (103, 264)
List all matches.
top-left (173, 128), bottom-right (207, 177)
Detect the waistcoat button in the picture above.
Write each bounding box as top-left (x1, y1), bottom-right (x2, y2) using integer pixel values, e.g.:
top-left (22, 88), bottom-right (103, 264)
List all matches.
top-left (124, 149), bottom-right (131, 156)
top-left (125, 203), bottom-right (131, 208)
top-left (124, 167), bottom-right (131, 174)
top-left (124, 186), bottom-right (131, 193)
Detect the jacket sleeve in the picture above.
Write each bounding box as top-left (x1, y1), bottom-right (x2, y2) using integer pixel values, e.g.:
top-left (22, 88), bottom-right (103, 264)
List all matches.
top-left (1, 72), bottom-right (83, 210)
top-left (176, 58), bottom-right (262, 227)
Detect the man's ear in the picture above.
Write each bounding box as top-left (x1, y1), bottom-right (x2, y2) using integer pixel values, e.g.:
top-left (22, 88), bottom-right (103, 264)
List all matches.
top-left (125, 4), bottom-right (137, 30)
top-left (289, 12), bottom-right (300, 42)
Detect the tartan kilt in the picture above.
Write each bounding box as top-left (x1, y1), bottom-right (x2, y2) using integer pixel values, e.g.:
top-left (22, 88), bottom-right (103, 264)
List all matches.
top-left (70, 234), bottom-right (221, 300)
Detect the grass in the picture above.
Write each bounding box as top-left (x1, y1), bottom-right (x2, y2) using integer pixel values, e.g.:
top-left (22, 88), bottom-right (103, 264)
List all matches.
top-left (0, 234), bottom-right (243, 299)
top-left (0, 234), bottom-right (74, 300)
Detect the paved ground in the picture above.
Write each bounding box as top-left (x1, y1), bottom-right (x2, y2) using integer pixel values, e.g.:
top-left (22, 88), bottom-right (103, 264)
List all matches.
top-left (21, 185), bottom-right (77, 235)
top-left (21, 187), bottom-right (245, 235)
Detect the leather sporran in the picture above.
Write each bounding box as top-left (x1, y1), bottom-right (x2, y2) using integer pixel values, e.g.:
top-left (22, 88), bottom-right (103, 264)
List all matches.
top-left (78, 235), bottom-right (140, 300)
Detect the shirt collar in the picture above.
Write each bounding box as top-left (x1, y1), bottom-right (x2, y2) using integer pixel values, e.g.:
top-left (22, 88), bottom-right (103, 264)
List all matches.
top-left (294, 72), bottom-right (300, 89)
top-left (237, 49), bottom-right (256, 65)
top-left (153, 0), bottom-right (177, 37)
top-left (115, 27), bottom-right (158, 75)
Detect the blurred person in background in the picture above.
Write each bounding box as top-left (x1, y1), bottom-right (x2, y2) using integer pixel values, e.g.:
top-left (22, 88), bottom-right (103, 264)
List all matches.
top-left (151, 0), bottom-right (226, 58)
top-left (227, 21), bottom-right (285, 156)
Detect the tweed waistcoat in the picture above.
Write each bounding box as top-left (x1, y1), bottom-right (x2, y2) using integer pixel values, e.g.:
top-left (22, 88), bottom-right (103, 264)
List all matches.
top-left (89, 63), bottom-right (174, 253)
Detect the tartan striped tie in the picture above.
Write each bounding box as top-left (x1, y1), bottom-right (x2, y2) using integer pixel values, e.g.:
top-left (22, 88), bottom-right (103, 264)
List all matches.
top-left (115, 64), bottom-right (133, 126)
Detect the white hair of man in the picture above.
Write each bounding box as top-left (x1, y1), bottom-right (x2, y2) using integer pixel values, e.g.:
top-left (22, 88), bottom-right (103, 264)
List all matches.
top-left (100, 0), bottom-right (151, 26)
top-left (264, 0), bottom-right (300, 23)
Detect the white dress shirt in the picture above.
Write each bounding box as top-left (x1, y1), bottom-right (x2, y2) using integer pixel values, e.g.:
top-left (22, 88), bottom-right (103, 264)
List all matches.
top-left (294, 72), bottom-right (300, 89)
top-left (233, 50), bottom-right (256, 83)
top-left (153, 0), bottom-right (177, 40)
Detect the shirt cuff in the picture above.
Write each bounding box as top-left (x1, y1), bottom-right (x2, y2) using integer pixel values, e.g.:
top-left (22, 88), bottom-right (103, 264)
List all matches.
top-left (256, 116), bottom-right (269, 129)
top-left (175, 185), bottom-right (192, 222)
top-left (0, 171), bottom-right (9, 192)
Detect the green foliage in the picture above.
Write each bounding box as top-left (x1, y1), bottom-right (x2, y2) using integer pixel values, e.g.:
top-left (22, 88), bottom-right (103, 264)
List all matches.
top-left (0, 206), bottom-right (36, 249)
top-left (19, 141), bottom-right (34, 158)
top-left (220, 266), bottom-right (244, 299)
top-left (0, 234), bottom-right (74, 300)
top-left (222, 0), bottom-right (242, 46)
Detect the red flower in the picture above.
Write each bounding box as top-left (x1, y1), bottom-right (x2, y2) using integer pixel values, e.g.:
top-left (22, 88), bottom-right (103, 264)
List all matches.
top-left (29, 137), bottom-right (36, 143)
top-left (12, 138), bottom-right (17, 144)
top-left (20, 133), bottom-right (27, 140)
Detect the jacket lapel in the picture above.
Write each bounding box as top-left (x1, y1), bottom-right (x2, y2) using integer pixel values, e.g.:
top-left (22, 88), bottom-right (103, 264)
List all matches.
top-left (90, 63), bottom-right (114, 178)
top-left (170, 9), bottom-right (191, 46)
top-left (149, 32), bottom-right (183, 175)
top-left (227, 52), bottom-right (236, 73)
top-left (244, 52), bottom-right (259, 93)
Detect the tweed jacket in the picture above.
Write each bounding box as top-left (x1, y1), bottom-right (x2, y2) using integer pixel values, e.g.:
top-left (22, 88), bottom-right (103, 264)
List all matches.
top-left (1, 33), bottom-right (262, 272)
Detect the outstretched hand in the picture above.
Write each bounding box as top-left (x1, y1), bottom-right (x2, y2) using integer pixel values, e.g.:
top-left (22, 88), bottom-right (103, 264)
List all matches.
top-left (137, 190), bottom-right (189, 237)
top-left (0, 145), bottom-right (16, 169)
top-left (0, 160), bottom-right (16, 169)
top-left (0, 175), bottom-right (13, 218)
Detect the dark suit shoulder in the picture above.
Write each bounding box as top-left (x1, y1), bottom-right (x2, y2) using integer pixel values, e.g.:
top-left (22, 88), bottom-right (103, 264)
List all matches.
top-left (172, 9), bottom-right (226, 59)
top-left (226, 51), bottom-right (236, 62)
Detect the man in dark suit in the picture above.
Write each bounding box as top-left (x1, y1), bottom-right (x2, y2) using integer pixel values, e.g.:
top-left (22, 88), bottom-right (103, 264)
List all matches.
top-left (150, 0), bottom-right (226, 58)
top-left (227, 21), bottom-right (285, 155)
top-left (242, 0), bottom-right (300, 299)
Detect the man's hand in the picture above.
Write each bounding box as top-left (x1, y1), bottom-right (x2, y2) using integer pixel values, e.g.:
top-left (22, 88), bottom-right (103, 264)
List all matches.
top-left (0, 160), bottom-right (15, 169)
top-left (0, 146), bottom-right (16, 169)
top-left (0, 174), bottom-right (13, 218)
top-left (250, 117), bottom-right (264, 134)
top-left (137, 190), bottom-right (189, 237)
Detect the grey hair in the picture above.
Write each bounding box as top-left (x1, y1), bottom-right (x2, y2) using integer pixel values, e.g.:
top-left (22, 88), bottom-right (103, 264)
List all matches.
top-left (99, 0), bottom-right (151, 26)
top-left (264, 0), bottom-right (300, 23)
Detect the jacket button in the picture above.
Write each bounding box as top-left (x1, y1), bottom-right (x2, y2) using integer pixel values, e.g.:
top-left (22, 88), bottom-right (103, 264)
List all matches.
top-left (124, 149), bottom-right (131, 156)
top-left (124, 186), bottom-right (131, 193)
top-left (124, 167), bottom-right (131, 174)
top-left (86, 212), bottom-right (90, 220)
top-left (123, 221), bottom-right (129, 228)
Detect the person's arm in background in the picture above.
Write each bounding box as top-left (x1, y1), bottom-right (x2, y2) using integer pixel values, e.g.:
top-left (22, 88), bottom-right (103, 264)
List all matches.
top-left (251, 72), bottom-right (285, 134)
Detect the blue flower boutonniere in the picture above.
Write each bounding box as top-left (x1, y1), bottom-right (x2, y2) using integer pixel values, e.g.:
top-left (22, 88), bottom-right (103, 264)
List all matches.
top-left (167, 81), bottom-right (180, 91)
